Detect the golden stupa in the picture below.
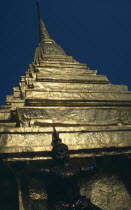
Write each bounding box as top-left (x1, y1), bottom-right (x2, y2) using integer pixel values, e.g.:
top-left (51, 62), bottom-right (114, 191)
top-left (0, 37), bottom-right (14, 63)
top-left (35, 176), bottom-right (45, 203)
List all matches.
top-left (0, 6), bottom-right (131, 210)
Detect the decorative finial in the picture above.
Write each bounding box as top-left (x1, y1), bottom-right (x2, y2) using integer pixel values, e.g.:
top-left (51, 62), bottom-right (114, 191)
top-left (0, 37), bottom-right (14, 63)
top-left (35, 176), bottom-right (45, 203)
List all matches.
top-left (36, 1), bottom-right (51, 42)
top-left (36, 1), bottom-right (41, 21)
top-left (36, 1), bottom-right (41, 42)
top-left (52, 127), bottom-right (62, 147)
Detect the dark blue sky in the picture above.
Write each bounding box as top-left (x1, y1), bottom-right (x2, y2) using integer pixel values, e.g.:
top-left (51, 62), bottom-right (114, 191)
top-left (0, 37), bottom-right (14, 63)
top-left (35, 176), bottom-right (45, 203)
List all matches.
top-left (0, 0), bottom-right (131, 106)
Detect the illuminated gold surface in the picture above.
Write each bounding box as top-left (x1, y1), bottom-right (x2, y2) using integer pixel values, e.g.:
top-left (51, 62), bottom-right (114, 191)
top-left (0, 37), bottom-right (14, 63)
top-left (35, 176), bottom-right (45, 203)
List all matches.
top-left (0, 127), bottom-right (131, 155)
top-left (25, 91), bottom-right (131, 101)
top-left (36, 73), bottom-right (109, 82)
top-left (37, 67), bottom-right (97, 75)
top-left (16, 106), bottom-right (131, 127)
top-left (33, 82), bottom-right (128, 92)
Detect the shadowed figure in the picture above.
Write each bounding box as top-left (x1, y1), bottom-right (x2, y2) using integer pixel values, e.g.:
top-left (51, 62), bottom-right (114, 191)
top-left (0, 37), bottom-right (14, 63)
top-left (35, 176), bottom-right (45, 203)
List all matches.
top-left (31, 128), bottom-right (101, 210)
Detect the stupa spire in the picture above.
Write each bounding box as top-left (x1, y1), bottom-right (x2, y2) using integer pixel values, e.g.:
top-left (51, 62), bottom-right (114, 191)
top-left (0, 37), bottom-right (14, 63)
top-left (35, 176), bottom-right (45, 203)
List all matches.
top-left (34, 1), bottom-right (66, 61)
top-left (36, 1), bottom-right (51, 42)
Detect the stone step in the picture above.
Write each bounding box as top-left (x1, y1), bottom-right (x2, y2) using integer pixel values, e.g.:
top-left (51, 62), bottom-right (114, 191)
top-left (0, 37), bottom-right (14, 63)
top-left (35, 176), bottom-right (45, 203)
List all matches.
top-left (39, 62), bottom-right (87, 68)
top-left (41, 54), bottom-right (75, 58)
top-left (25, 98), bottom-right (131, 106)
top-left (36, 74), bottom-right (109, 84)
top-left (6, 102), bottom-right (24, 110)
top-left (13, 90), bottom-right (21, 98)
top-left (0, 129), bottom-right (131, 155)
top-left (41, 55), bottom-right (76, 62)
top-left (1, 105), bottom-right (11, 110)
top-left (6, 95), bottom-right (23, 102)
top-left (33, 82), bottom-right (128, 92)
top-left (0, 122), bottom-right (16, 127)
top-left (37, 67), bottom-right (97, 75)
top-left (25, 90), bottom-right (131, 101)
top-left (0, 111), bottom-right (11, 121)
top-left (5, 96), bottom-right (25, 110)
top-left (17, 106), bottom-right (131, 127)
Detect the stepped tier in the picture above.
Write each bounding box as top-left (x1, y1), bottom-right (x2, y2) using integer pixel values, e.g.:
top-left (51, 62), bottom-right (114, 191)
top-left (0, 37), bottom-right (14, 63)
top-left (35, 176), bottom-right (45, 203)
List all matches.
top-left (33, 82), bottom-right (128, 92)
top-left (0, 127), bottom-right (131, 158)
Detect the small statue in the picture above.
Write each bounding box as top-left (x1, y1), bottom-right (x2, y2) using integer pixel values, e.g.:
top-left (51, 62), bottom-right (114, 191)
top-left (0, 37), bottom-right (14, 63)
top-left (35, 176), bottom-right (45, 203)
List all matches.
top-left (31, 128), bottom-right (101, 210)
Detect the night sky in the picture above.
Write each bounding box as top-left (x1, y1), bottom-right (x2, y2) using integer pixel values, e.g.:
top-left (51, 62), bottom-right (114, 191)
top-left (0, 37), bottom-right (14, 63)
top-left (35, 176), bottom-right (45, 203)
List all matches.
top-left (0, 0), bottom-right (131, 106)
